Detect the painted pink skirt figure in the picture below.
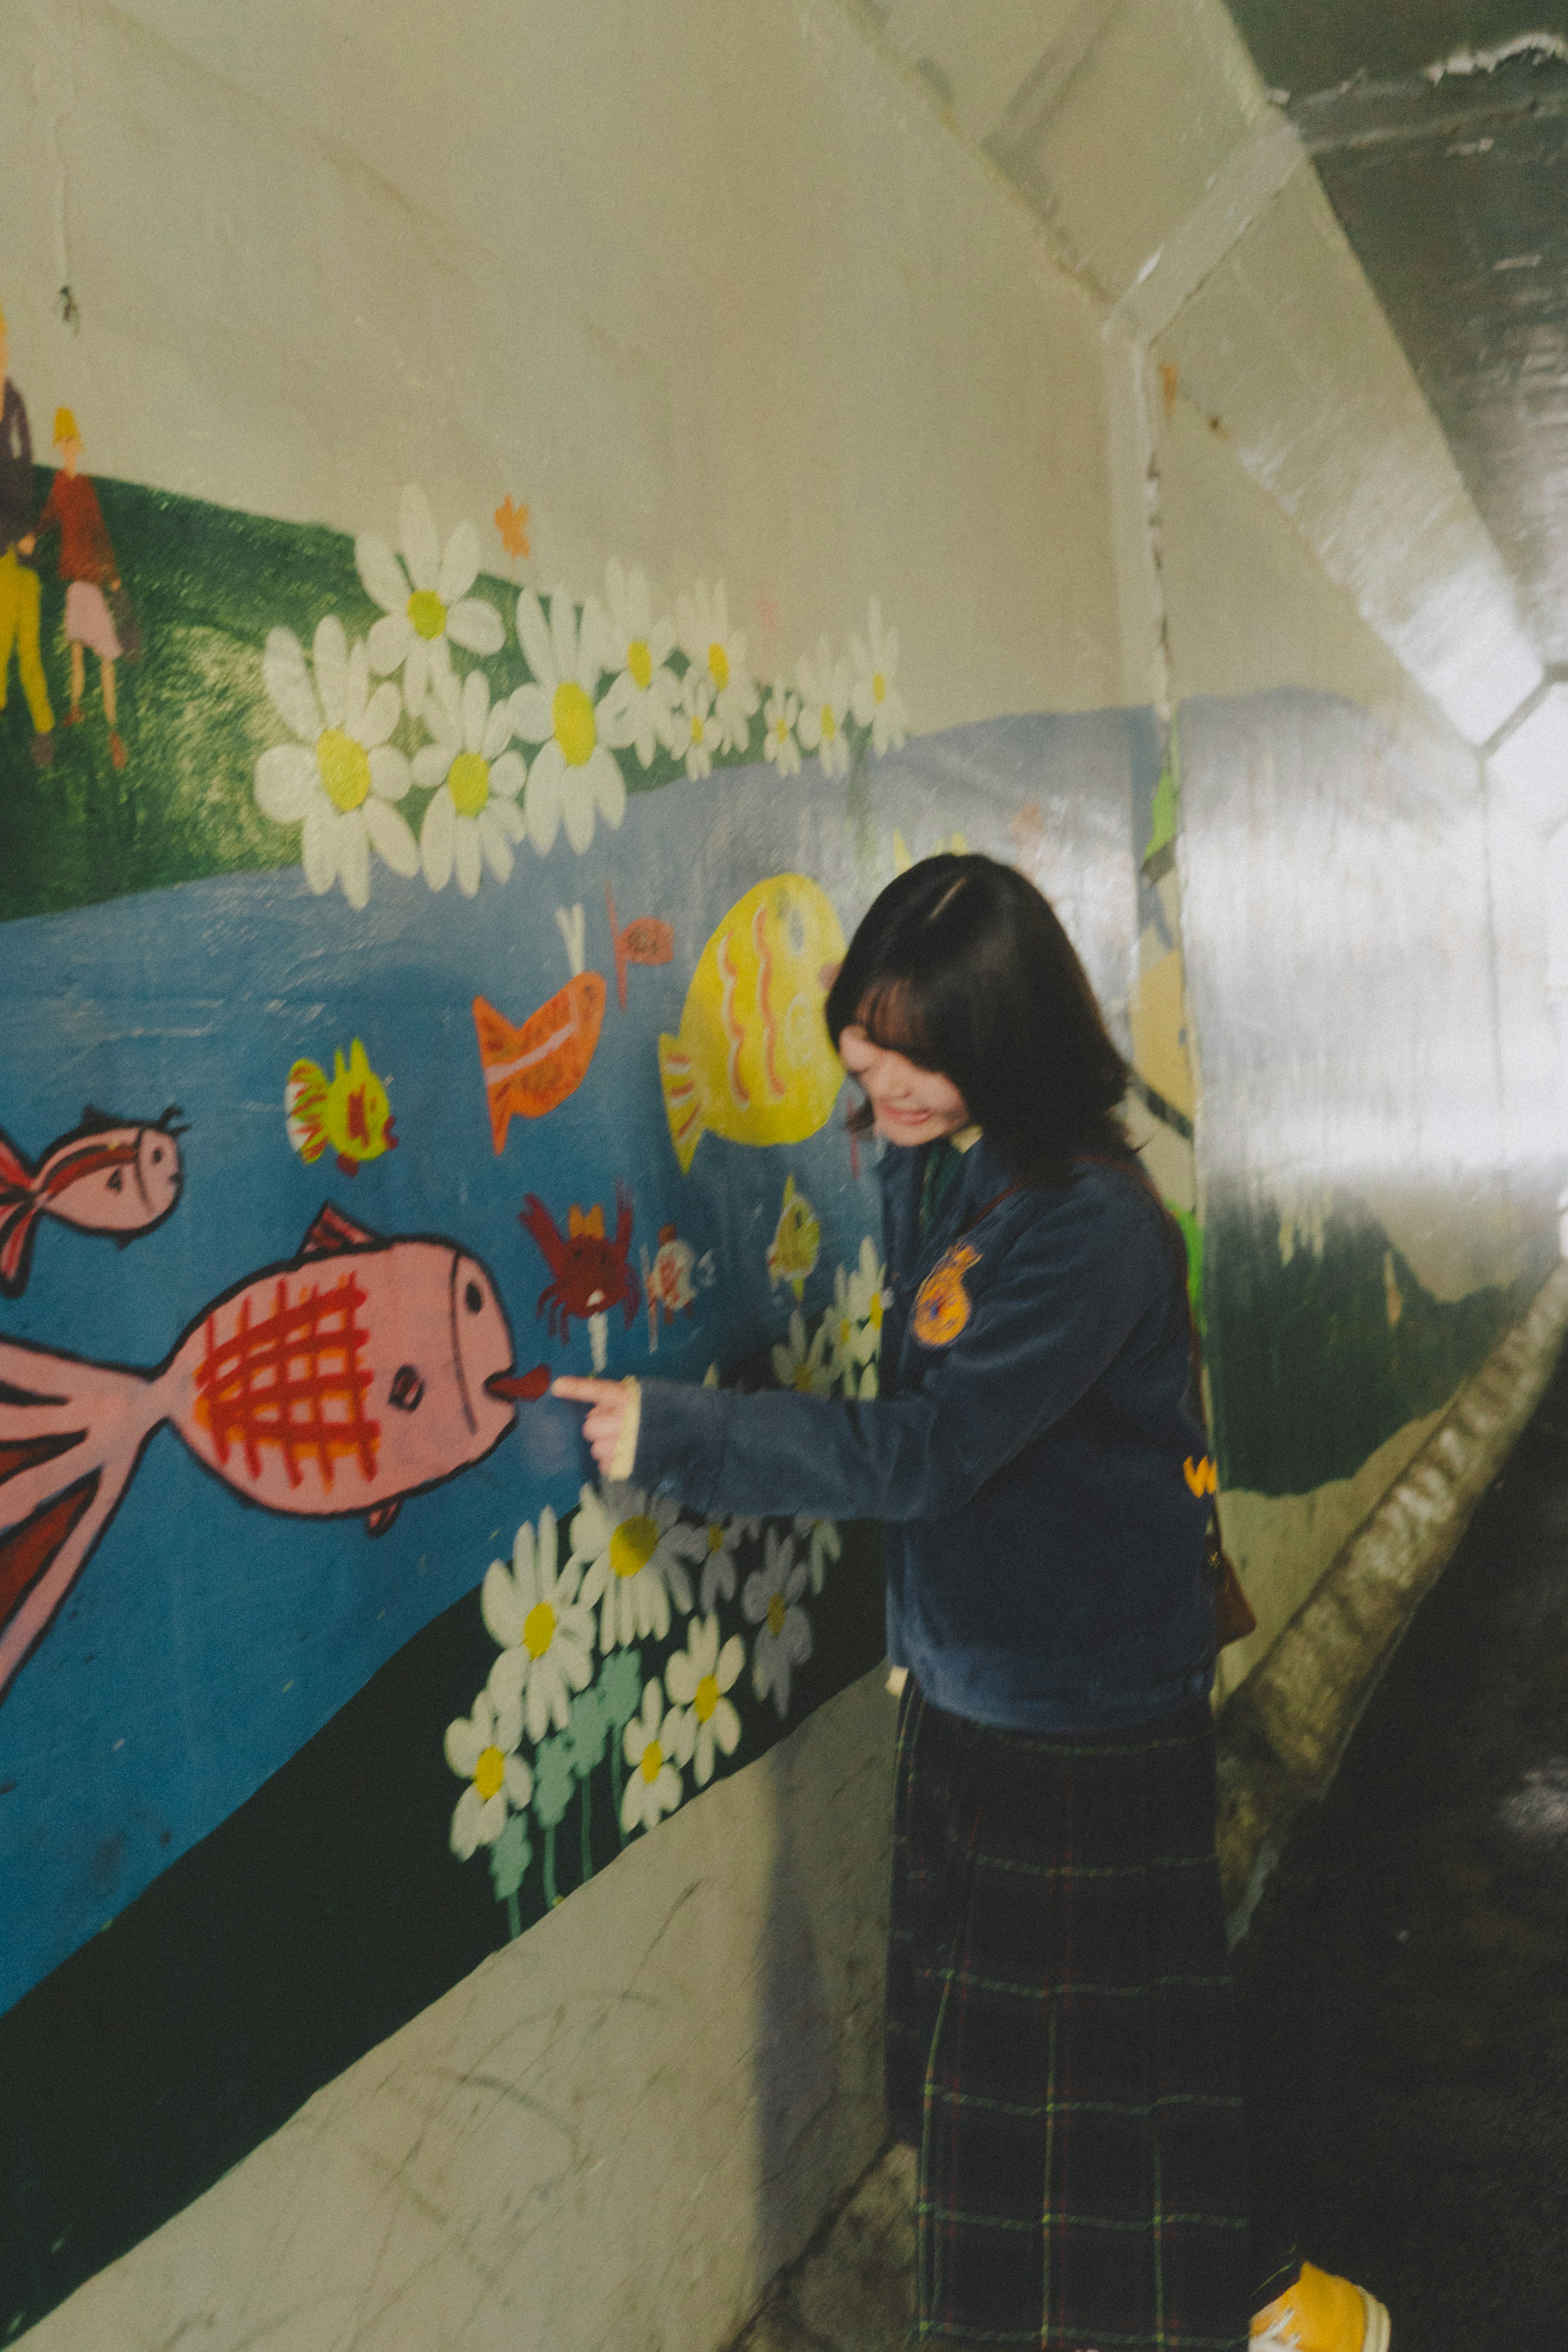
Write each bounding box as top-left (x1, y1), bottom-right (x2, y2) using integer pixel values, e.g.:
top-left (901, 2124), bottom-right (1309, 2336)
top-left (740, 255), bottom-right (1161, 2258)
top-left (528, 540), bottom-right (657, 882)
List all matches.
top-left (33, 407), bottom-right (127, 768)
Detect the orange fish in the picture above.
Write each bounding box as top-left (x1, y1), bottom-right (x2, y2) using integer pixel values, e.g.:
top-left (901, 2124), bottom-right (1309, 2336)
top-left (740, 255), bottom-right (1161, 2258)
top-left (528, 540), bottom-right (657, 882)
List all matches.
top-left (604, 881), bottom-right (674, 1013)
top-left (473, 974), bottom-right (605, 1152)
top-left (0, 1202), bottom-right (540, 1703)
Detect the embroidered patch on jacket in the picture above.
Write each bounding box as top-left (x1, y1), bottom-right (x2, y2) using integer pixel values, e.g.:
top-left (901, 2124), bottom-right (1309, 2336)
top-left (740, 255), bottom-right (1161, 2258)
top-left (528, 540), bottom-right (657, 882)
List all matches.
top-left (912, 1242), bottom-right (981, 1347)
top-left (1183, 1454), bottom-right (1217, 1496)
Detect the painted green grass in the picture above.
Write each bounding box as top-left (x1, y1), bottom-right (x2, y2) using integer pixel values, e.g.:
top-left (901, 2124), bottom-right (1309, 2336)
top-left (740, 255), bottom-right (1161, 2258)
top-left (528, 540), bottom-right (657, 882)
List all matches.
top-left (1207, 1201), bottom-right (1540, 1495)
top-left (0, 471), bottom-right (706, 927)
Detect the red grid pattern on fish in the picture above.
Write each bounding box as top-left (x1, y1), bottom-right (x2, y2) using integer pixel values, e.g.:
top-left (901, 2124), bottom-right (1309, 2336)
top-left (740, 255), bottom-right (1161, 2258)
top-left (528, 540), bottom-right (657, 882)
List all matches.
top-left (192, 1275), bottom-right (379, 1489)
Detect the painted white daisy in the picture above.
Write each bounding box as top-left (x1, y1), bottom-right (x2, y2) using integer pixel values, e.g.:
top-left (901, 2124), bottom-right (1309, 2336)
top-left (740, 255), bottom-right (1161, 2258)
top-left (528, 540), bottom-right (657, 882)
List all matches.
top-left (587, 558), bottom-right (679, 768)
top-left (824, 1263), bottom-right (864, 1395)
top-left (673, 667), bottom-right (718, 781)
top-left (444, 1685), bottom-right (534, 1859)
top-left (621, 1674), bottom-right (688, 1835)
top-left (413, 662), bottom-right (526, 895)
top-left (846, 1235), bottom-right (887, 1341)
top-left (664, 1613), bottom-right (744, 1788)
top-left (569, 1481), bottom-right (695, 1653)
top-left (669, 1513), bottom-right (758, 1612)
top-left (792, 1514), bottom-right (842, 1596)
top-left (744, 1530), bottom-right (813, 1720)
top-left (356, 484), bottom-right (505, 709)
top-left (482, 1506), bottom-right (597, 1746)
top-left (675, 579), bottom-right (758, 754)
top-left (849, 597), bottom-right (909, 756)
top-left (510, 589), bottom-right (627, 855)
top-left (795, 638), bottom-right (852, 780)
top-left (771, 1306), bottom-right (835, 1398)
top-left (254, 618), bottom-right (418, 910)
top-left (762, 684), bottom-right (802, 778)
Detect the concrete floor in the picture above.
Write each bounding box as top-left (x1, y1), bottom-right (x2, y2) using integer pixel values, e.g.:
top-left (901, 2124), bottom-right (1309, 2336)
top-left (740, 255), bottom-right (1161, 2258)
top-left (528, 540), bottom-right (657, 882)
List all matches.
top-left (737, 1349), bottom-right (1568, 2352)
top-left (1236, 1346), bottom-right (1568, 2352)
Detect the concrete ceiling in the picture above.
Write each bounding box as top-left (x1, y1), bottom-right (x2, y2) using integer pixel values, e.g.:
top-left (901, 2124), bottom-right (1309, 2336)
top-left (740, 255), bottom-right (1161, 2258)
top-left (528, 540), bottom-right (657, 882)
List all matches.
top-left (1227, 5), bottom-right (1568, 676)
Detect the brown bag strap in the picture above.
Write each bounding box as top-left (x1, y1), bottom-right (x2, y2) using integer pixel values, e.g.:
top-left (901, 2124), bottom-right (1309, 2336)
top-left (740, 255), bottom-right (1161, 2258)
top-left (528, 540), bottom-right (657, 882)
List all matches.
top-left (958, 1181), bottom-right (1024, 1237)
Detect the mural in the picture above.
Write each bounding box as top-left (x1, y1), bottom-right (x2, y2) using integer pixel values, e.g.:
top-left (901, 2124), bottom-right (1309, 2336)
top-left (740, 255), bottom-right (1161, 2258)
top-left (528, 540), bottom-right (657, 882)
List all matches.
top-left (1, 400), bottom-right (1560, 2334)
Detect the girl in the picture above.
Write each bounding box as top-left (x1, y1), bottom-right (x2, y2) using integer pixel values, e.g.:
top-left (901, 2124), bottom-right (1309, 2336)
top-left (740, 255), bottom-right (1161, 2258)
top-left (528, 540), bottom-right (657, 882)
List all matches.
top-left (557, 854), bottom-right (1387, 2352)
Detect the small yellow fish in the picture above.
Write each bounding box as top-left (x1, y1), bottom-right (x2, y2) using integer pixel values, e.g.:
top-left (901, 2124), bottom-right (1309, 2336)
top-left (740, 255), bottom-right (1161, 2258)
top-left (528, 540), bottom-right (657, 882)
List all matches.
top-left (285, 1039), bottom-right (398, 1177)
top-left (767, 1175), bottom-right (820, 1300)
top-left (659, 874), bottom-right (847, 1173)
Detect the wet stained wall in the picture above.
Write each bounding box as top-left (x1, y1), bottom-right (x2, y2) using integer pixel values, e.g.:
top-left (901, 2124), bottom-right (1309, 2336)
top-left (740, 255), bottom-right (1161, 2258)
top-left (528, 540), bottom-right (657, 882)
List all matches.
top-left (1, 2), bottom-right (1563, 2347)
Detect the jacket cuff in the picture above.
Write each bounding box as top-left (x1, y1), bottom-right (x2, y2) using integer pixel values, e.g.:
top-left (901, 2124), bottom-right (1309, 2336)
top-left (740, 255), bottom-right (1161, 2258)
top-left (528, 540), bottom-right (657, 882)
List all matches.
top-left (631, 1377), bottom-right (726, 1514)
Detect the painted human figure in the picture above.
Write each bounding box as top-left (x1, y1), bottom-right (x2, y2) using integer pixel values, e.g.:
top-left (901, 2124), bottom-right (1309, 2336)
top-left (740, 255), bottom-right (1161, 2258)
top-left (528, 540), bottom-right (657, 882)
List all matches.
top-left (0, 303), bottom-right (56, 768)
top-left (33, 407), bottom-right (127, 769)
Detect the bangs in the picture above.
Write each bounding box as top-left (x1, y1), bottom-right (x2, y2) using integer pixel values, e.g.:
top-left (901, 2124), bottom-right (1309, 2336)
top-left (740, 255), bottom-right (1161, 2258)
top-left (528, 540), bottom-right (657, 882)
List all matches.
top-left (853, 974), bottom-right (940, 1068)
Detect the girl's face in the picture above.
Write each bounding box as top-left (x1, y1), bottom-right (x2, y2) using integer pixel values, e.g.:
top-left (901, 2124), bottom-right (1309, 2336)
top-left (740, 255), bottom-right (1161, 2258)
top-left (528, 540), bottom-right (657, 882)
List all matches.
top-left (838, 1024), bottom-right (970, 1146)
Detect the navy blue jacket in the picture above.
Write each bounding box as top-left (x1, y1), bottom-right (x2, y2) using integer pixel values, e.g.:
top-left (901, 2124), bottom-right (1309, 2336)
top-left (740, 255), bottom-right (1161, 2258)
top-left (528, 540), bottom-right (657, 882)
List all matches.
top-left (634, 1134), bottom-right (1217, 1732)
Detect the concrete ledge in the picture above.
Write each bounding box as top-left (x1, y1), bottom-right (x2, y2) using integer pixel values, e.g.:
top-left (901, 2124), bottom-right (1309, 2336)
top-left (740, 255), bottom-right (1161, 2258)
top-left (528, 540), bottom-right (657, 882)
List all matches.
top-left (1217, 1262), bottom-right (1568, 1940)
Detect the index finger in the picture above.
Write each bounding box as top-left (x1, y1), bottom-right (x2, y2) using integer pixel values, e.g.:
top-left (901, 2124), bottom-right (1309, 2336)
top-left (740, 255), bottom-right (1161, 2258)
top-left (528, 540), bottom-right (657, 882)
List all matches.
top-left (550, 1376), bottom-right (626, 1404)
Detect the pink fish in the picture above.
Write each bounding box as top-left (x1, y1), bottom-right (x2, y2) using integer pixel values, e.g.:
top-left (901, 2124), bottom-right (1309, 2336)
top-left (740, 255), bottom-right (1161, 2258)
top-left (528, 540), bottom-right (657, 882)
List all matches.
top-left (0, 1106), bottom-right (185, 1298)
top-left (0, 1203), bottom-right (543, 1702)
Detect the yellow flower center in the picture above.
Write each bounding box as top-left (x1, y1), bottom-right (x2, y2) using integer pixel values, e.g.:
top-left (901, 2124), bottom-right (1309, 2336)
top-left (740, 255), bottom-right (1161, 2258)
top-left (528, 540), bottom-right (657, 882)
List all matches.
top-left (695, 1673), bottom-right (719, 1724)
top-left (316, 727), bottom-right (370, 812)
top-left (523, 1600), bottom-right (556, 1659)
top-left (407, 588), bottom-right (447, 642)
top-left (474, 1745), bottom-right (506, 1801)
top-left (611, 1514), bottom-right (660, 1578)
top-left (792, 1364), bottom-right (815, 1393)
top-left (820, 705), bottom-right (837, 741)
top-left (706, 1523), bottom-right (726, 1554)
top-left (838, 1316), bottom-right (853, 1348)
top-left (708, 641), bottom-right (730, 693)
top-left (639, 1737), bottom-right (664, 1784)
top-left (448, 749), bottom-right (490, 817)
top-left (766, 1592), bottom-right (787, 1638)
top-left (553, 680), bottom-right (597, 767)
top-left (628, 638), bottom-right (653, 691)
top-left (869, 1291), bottom-right (884, 1330)
top-left (873, 671), bottom-right (886, 704)
top-left (690, 711), bottom-right (706, 746)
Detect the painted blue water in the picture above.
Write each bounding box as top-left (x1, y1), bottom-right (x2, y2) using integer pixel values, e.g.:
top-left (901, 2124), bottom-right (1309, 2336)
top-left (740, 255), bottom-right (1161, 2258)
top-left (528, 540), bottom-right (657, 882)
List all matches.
top-left (0, 713), bottom-right (1144, 2012)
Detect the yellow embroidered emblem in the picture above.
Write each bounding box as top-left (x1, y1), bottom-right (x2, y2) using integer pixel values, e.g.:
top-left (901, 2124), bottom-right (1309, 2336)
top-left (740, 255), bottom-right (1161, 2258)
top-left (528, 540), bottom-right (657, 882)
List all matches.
top-left (1183, 1455), bottom-right (1217, 1497)
top-left (912, 1243), bottom-right (981, 1347)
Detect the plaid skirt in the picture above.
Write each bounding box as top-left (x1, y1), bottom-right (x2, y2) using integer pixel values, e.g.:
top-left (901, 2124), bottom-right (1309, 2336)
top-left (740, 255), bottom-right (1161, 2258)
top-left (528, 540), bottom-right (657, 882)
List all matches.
top-left (886, 1681), bottom-right (1252, 2352)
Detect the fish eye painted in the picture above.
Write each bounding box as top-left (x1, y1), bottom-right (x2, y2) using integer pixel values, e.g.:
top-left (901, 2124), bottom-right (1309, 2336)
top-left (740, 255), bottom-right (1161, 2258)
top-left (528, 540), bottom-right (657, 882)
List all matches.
top-left (464, 1279), bottom-right (483, 1315)
top-left (108, 1168), bottom-right (123, 1193)
top-left (389, 1365), bottom-right (425, 1412)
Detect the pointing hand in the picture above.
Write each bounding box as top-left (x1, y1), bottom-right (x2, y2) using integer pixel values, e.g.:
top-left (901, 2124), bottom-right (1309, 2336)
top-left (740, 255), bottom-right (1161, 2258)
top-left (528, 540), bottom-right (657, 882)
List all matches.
top-left (552, 1375), bottom-right (634, 1475)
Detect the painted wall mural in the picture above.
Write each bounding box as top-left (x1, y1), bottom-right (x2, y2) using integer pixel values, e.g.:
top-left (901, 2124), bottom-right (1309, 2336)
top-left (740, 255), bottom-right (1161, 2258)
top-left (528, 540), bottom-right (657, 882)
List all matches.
top-left (0, 418), bottom-right (1086, 2333)
top-left (1, 417), bottom-right (1560, 2331)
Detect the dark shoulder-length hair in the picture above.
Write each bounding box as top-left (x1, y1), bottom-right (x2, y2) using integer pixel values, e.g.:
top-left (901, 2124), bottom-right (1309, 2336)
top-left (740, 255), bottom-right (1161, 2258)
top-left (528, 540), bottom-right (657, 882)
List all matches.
top-left (824, 853), bottom-right (1132, 1184)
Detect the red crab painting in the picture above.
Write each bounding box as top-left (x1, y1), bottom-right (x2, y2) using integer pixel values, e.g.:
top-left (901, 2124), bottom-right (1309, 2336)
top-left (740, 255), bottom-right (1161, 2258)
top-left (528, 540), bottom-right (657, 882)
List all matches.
top-left (519, 1185), bottom-right (639, 1371)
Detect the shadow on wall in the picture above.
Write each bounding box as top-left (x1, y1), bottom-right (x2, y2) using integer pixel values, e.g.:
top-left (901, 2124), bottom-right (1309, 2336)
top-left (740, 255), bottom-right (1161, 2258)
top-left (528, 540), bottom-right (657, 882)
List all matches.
top-left (755, 1730), bottom-right (841, 2287)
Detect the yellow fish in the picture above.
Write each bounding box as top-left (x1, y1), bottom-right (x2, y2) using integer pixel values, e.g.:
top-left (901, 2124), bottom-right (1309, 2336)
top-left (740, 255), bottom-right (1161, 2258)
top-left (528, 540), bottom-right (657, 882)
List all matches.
top-left (659, 874), bottom-right (847, 1174)
top-left (766, 1174), bottom-right (820, 1299)
top-left (285, 1038), bottom-right (398, 1177)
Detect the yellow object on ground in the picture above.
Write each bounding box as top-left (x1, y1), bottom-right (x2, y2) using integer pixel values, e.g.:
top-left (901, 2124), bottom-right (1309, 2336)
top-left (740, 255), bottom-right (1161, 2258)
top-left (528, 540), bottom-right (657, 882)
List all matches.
top-left (1250, 2261), bottom-right (1391, 2352)
top-left (0, 546), bottom-right (54, 733)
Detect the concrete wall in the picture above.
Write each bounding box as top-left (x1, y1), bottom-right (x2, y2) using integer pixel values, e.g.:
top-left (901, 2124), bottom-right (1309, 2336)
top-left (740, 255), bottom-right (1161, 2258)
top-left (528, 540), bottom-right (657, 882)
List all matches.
top-left (3, 2), bottom-right (1561, 2345)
